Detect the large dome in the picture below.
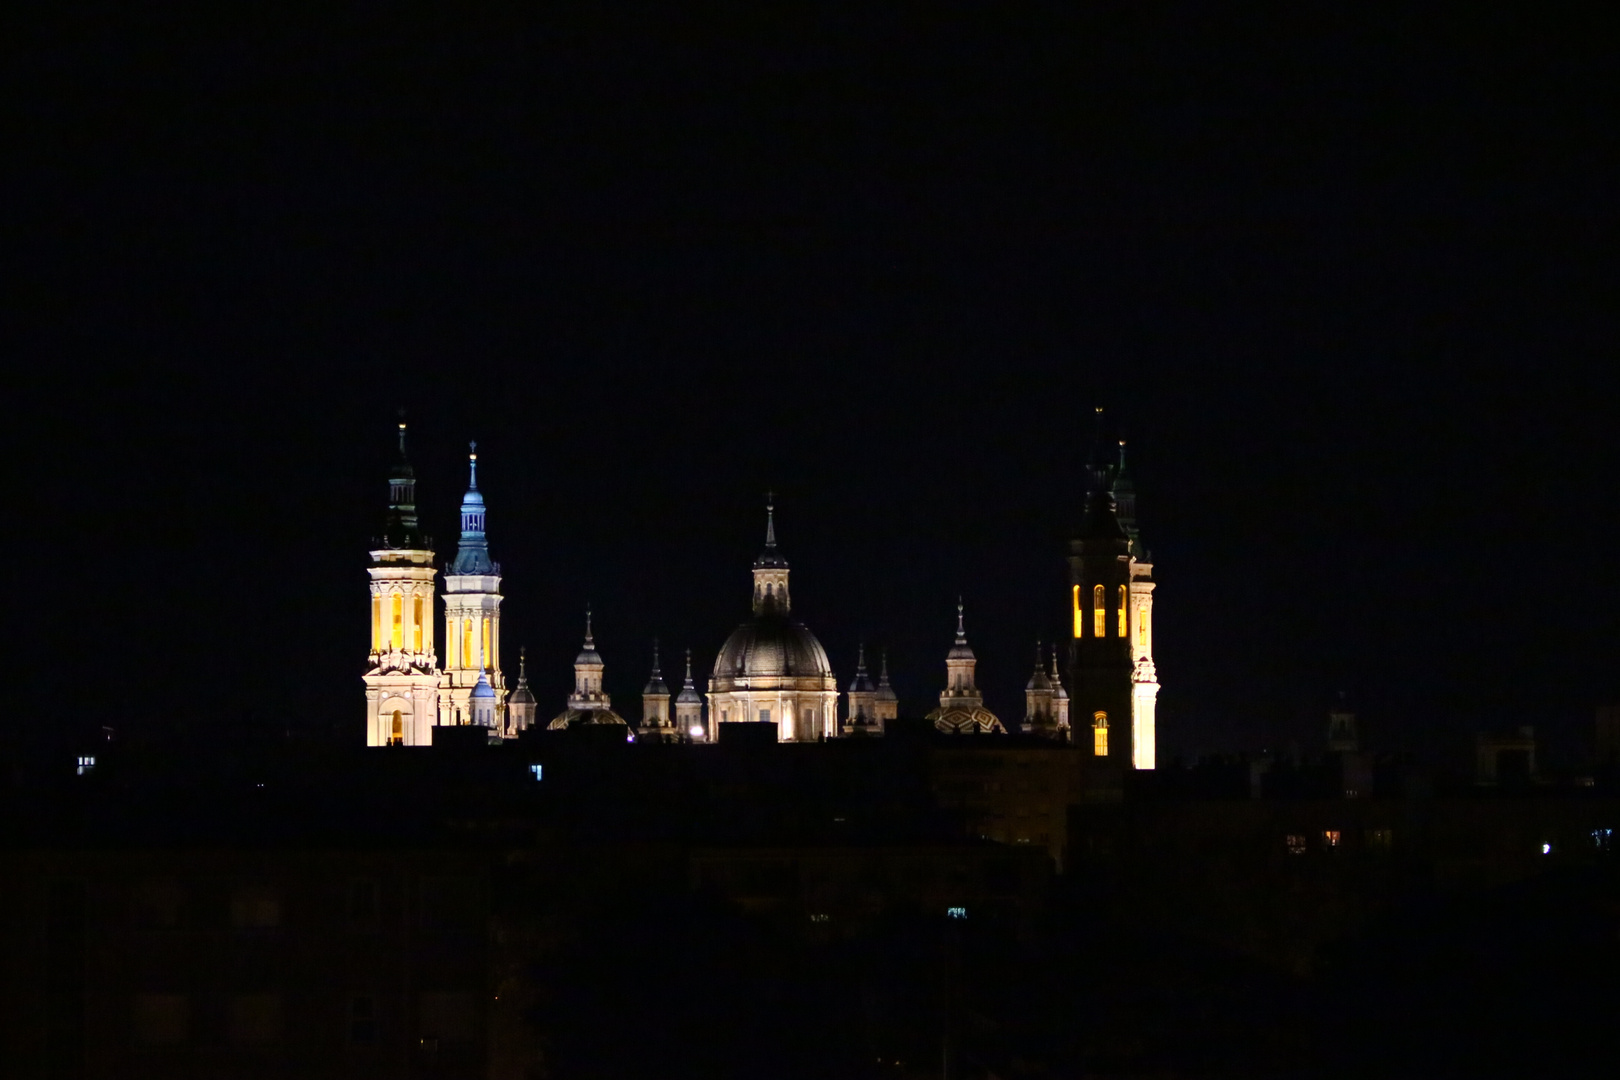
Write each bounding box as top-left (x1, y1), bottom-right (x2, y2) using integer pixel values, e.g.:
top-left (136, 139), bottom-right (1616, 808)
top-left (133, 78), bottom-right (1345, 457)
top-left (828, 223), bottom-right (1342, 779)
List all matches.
top-left (712, 613), bottom-right (834, 686)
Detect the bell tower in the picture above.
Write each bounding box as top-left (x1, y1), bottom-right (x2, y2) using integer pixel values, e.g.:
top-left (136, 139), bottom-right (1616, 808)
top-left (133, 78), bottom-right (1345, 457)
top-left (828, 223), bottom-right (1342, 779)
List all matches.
top-left (364, 417), bottom-right (441, 746)
top-left (440, 442), bottom-right (504, 725)
top-left (1068, 415), bottom-right (1158, 769)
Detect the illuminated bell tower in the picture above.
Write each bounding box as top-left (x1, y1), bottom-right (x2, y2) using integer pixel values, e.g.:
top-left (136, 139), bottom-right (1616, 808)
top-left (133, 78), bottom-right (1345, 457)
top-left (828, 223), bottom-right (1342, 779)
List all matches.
top-left (440, 442), bottom-right (504, 725)
top-left (1067, 422), bottom-right (1157, 769)
top-left (364, 419), bottom-right (441, 747)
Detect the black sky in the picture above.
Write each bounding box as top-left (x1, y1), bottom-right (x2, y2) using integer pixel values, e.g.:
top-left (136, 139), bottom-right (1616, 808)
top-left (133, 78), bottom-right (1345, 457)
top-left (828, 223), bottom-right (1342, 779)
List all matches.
top-left (8, 7), bottom-right (1618, 764)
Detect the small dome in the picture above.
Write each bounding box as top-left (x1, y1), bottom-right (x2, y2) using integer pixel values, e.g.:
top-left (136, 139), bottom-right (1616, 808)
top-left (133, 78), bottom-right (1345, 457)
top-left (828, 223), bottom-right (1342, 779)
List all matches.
top-left (713, 613), bottom-right (833, 682)
top-left (547, 707), bottom-right (626, 729)
top-left (471, 672), bottom-right (496, 700)
top-left (510, 681), bottom-right (536, 705)
top-left (926, 706), bottom-right (1006, 735)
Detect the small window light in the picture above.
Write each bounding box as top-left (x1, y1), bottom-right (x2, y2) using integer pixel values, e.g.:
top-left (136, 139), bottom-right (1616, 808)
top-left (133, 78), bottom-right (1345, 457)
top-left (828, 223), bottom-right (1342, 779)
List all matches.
top-left (529, 764), bottom-right (543, 782)
top-left (1323, 830), bottom-right (1341, 848)
top-left (689, 725), bottom-right (704, 738)
top-left (1541, 842), bottom-right (1552, 855)
top-left (1286, 834), bottom-right (1307, 855)
top-left (946, 907), bottom-right (967, 919)
top-left (76, 756), bottom-right (95, 775)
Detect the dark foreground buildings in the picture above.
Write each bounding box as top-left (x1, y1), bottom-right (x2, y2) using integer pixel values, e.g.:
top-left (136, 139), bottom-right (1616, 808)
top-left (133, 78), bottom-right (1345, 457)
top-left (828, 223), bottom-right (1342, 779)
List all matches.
top-left (4, 716), bottom-right (1619, 1080)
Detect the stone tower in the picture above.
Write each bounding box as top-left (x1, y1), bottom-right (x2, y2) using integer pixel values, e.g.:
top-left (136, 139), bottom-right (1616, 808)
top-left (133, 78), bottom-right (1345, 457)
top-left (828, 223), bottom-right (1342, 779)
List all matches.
top-left (1068, 417), bottom-right (1158, 768)
top-left (364, 418), bottom-right (441, 747)
top-left (440, 442), bottom-right (504, 726)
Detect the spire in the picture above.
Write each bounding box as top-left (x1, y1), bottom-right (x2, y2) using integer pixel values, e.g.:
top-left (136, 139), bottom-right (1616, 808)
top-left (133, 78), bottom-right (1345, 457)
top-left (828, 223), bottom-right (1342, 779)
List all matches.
top-left (676, 647), bottom-right (703, 705)
top-left (848, 641), bottom-right (875, 693)
top-left (947, 597), bottom-right (976, 662)
top-left (510, 645), bottom-right (536, 706)
top-left (378, 411), bottom-right (428, 550)
top-left (584, 605), bottom-right (594, 647)
top-left (765, 490), bottom-right (776, 549)
top-left (448, 440), bottom-right (497, 575)
top-left (643, 638), bottom-right (670, 697)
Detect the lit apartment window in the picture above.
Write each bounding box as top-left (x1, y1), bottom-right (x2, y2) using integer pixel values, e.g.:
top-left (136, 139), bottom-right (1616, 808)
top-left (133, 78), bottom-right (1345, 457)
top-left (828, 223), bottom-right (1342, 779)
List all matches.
top-left (1323, 830), bottom-right (1341, 848)
top-left (1092, 712), bottom-right (1108, 756)
top-left (529, 763), bottom-right (543, 782)
top-left (77, 755), bottom-right (95, 775)
top-left (1092, 585), bottom-right (1106, 638)
top-left (1285, 834), bottom-right (1307, 855)
top-left (1593, 828), bottom-right (1614, 852)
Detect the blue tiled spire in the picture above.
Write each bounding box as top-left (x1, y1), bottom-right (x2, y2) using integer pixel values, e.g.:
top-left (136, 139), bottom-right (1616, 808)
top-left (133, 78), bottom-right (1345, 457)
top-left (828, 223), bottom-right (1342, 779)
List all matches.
top-left (448, 441), bottom-right (499, 576)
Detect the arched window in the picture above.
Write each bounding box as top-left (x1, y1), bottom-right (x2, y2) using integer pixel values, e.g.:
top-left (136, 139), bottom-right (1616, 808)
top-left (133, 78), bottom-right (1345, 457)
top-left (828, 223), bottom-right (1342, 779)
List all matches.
top-left (390, 595), bottom-right (403, 650)
top-left (412, 597), bottom-right (423, 652)
top-left (371, 597), bottom-right (381, 651)
top-left (1092, 711), bottom-right (1108, 756)
top-left (481, 619), bottom-right (492, 671)
top-left (1137, 607), bottom-right (1149, 648)
top-left (462, 618), bottom-right (473, 669)
top-left (1092, 585), bottom-right (1105, 638)
top-left (1072, 584), bottom-right (1082, 639)
top-left (391, 709), bottom-right (403, 746)
top-left (1118, 585), bottom-right (1128, 637)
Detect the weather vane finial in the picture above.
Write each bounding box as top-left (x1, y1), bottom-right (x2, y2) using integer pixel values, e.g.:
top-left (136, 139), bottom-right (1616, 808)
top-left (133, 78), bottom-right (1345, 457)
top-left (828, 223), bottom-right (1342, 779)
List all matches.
top-left (468, 441), bottom-right (479, 488)
top-left (584, 605), bottom-right (593, 645)
top-left (765, 490), bottom-right (777, 548)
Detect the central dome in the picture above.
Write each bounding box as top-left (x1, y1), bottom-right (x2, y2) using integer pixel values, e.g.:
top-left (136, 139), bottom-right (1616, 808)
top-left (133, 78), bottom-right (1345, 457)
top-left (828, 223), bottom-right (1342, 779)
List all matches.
top-left (712, 612), bottom-right (834, 686)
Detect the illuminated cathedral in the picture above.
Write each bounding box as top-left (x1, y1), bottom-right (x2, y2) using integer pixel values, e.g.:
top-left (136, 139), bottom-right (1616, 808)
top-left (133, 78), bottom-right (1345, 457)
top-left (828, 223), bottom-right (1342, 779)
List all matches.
top-left (361, 416), bottom-right (1158, 766)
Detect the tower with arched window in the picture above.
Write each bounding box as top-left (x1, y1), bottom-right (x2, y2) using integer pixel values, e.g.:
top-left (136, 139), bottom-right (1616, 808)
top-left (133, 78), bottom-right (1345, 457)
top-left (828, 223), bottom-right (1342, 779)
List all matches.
top-left (440, 443), bottom-right (506, 727)
top-left (1068, 422), bottom-right (1158, 768)
top-left (364, 419), bottom-right (443, 746)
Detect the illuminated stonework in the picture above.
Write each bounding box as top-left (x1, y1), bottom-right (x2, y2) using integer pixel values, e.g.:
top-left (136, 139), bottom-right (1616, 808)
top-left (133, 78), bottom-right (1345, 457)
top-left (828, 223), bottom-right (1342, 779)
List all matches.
top-left (707, 501), bottom-right (838, 741)
top-left (440, 443), bottom-right (505, 728)
top-left (364, 421), bottom-right (442, 747)
top-left (548, 610), bottom-right (627, 729)
top-left (925, 601), bottom-right (1006, 734)
top-left (1069, 430), bottom-right (1159, 769)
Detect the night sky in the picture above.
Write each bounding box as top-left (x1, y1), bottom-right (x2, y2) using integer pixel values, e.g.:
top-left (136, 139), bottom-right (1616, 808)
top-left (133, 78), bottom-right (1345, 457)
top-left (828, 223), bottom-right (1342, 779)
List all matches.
top-left (11, 8), bottom-right (1617, 765)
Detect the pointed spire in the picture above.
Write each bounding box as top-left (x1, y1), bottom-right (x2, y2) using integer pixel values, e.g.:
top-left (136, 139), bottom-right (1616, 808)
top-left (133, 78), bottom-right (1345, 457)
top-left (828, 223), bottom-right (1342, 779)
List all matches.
top-left (584, 605), bottom-right (594, 646)
top-left (683, 647), bottom-right (694, 687)
top-left (448, 438), bottom-right (495, 575)
top-left (956, 596), bottom-right (967, 643)
top-left (879, 650), bottom-right (891, 684)
top-left (650, 637), bottom-right (661, 676)
top-left (856, 642), bottom-right (868, 674)
top-left (397, 409), bottom-right (409, 457)
top-left (765, 490), bottom-right (776, 549)
top-left (519, 645), bottom-right (528, 680)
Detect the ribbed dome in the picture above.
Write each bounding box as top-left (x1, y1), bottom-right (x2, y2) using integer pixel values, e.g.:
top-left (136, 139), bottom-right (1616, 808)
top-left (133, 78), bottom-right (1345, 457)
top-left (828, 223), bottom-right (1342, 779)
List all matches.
top-left (712, 613), bottom-right (833, 682)
top-left (471, 672), bottom-right (496, 700)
